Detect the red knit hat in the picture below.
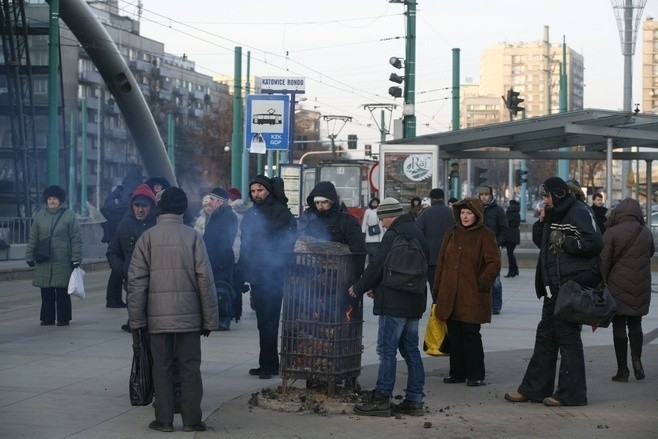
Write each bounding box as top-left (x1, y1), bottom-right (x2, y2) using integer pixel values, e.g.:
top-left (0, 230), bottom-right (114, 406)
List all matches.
top-left (227, 187), bottom-right (242, 201)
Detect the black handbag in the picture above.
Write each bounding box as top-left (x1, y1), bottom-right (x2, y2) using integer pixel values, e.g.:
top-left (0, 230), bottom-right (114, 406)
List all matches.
top-left (367, 224), bottom-right (381, 236)
top-left (33, 212), bottom-right (63, 263)
top-left (554, 280), bottom-right (616, 327)
top-left (129, 329), bottom-right (154, 406)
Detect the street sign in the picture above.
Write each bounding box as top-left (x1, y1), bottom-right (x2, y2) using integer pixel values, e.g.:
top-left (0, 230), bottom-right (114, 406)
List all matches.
top-left (246, 94), bottom-right (290, 152)
top-left (256, 76), bottom-right (305, 93)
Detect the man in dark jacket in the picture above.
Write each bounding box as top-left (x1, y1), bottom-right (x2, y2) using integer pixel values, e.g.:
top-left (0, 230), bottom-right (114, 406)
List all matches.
top-left (348, 198), bottom-right (430, 417)
top-left (505, 177), bottom-right (603, 407)
top-left (239, 175), bottom-right (297, 379)
top-left (299, 181), bottom-right (365, 253)
top-left (415, 188), bottom-right (455, 289)
top-left (591, 192), bottom-right (608, 234)
top-left (106, 183), bottom-right (157, 332)
top-left (203, 187), bottom-right (238, 284)
top-left (478, 186), bottom-right (508, 314)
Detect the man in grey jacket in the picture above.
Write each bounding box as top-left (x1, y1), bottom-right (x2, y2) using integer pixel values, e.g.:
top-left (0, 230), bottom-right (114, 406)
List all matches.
top-left (128, 187), bottom-right (219, 433)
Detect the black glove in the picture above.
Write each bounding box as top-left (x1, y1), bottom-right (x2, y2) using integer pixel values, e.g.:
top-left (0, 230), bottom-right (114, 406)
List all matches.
top-left (201, 329), bottom-right (211, 337)
top-left (72, 261), bottom-right (80, 269)
top-left (27, 260), bottom-right (35, 268)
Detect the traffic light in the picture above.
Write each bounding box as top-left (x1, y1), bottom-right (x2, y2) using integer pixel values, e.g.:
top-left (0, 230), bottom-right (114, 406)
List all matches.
top-left (474, 166), bottom-right (488, 186)
top-left (506, 88), bottom-right (524, 116)
top-left (515, 169), bottom-right (528, 186)
top-left (388, 57), bottom-right (404, 98)
top-left (347, 134), bottom-right (357, 150)
top-left (449, 160), bottom-right (459, 178)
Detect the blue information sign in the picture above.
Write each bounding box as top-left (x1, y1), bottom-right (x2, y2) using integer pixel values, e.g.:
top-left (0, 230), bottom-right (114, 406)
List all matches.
top-left (245, 94), bottom-right (290, 151)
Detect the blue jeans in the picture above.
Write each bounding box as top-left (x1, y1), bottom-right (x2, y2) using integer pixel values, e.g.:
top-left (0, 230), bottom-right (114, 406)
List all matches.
top-left (375, 315), bottom-right (425, 403)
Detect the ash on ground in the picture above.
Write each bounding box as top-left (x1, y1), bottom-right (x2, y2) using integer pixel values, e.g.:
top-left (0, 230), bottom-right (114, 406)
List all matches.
top-left (248, 383), bottom-right (369, 415)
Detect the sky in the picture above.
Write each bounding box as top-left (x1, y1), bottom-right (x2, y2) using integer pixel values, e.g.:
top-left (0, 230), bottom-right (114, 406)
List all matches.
top-left (119, 0), bottom-right (658, 149)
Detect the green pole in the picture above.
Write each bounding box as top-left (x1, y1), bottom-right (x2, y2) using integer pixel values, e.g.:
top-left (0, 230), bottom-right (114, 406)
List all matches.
top-left (47, 0), bottom-right (60, 185)
top-left (403, 0), bottom-right (417, 138)
top-left (380, 110), bottom-right (386, 144)
top-left (80, 99), bottom-right (88, 216)
top-left (241, 51), bottom-right (251, 197)
top-left (231, 47), bottom-right (243, 188)
top-left (68, 111), bottom-right (77, 213)
top-left (167, 114), bottom-right (175, 170)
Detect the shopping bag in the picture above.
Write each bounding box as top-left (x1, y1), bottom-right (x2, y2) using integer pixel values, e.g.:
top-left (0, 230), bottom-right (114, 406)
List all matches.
top-left (554, 280), bottom-right (616, 328)
top-left (129, 329), bottom-right (154, 406)
top-left (423, 304), bottom-right (449, 356)
top-left (67, 267), bottom-right (86, 299)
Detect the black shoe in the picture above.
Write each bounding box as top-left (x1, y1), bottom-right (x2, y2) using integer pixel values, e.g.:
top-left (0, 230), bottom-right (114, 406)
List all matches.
top-left (249, 367), bottom-right (278, 377)
top-left (443, 376), bottom-right (466, 384)
top-left (40, 321), bottom-right (55, 326)
top-left (492, 309), bottom-right (501, 315)
top-left (148, 420), bottom-right (174, 432)
top-left (182, 422), bottom-right (207, 432)
top-left (632, 358), bottom-right (645, 380)
top-left (353, 392), bottom-right (391, 417)
top-left (56, 321), bottom-right (69, 326)
top-left (121, 324), bottom-right (131, 333)
top-left (391, 399), bottom-right (424, 416)
top-left (467, 379), bottom-right (486, 387)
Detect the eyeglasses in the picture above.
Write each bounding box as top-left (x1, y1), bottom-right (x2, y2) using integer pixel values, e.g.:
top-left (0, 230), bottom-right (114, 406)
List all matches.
top-left (539, 184), bottom-right (566, 199)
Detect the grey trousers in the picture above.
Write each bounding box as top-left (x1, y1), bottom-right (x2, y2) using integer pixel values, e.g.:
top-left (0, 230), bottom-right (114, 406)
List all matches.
top-left (150, 332), bottom-right (203, 426)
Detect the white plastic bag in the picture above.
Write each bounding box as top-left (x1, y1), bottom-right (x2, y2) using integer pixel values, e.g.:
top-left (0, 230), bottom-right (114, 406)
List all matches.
top-left (67, 267), bottom-right (86, 299)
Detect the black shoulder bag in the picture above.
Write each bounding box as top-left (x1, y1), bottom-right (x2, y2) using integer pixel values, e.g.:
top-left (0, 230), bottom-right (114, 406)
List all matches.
top-left (33, 212), bottom-right (63, 263)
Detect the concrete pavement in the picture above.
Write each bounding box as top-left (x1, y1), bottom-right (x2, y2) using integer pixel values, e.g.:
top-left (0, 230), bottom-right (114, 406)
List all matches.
top-left (0, 264), bottom-right (656, 438)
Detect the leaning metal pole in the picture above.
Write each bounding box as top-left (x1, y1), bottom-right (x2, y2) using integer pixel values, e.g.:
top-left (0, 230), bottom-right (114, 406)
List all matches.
top-left (50, 0), bottom-right (176, 184)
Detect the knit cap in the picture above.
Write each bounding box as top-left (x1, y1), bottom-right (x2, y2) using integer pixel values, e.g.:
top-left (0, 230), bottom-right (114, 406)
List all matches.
top-left (377, 197), bottom-right (404, 219)
top-left (158, 187), bottom-right (188, 215)
top-left (209, 187), bottom-right (229, 203)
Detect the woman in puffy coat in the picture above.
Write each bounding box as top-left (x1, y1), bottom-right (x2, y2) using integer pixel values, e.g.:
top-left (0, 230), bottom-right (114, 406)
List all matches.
top-left (600, 197), bottom-right (654, 382)
top-left (25, 185), bottom-right (82, 326)
top-left (433, 197), bottom-right (501, 386)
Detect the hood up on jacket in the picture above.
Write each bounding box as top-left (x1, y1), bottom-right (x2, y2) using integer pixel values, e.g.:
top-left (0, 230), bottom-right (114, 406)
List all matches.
top-left (452, 197), bottom-right (485, 230)
top-left (605, 197), bottom-right (645, 229)
top-left (306, 181), bottom-right (340, 213)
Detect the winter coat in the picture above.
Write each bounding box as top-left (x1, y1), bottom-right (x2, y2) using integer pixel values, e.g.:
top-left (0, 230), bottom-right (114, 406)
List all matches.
top-left (505, 203), bottom-right (521, 246)
top-left (600, 198), bottom-right (654, 316)
top-left (361, 207), bottom-right (383, 243)
top-left (194, 210), bottom-right (209, 234)
top-left (299, 181), bottom-right (365, 253)
top-left (127, 214), bottom-right (219, 334)
top-left (106, 205), bottom-right (156, 285)
top-left (532, 194), bottom-right (603, 299)
top-left (26, 203), bottom-right (82, 288)
top-left (433, 198), bottom-right (501, 324)
top-left (239, 194), bottom-right (297, 286)
top-left (352, 214), bottom-right (430, 319)
top-left (482, 198), bottom-right (509, 246)
top-left (415, 200), bottom-right (455, 266)
top-left (203, 204), bottom-right (238, 284)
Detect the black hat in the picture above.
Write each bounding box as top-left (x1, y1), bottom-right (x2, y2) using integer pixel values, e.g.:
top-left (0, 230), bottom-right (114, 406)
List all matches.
top-left (540, 177), bottom-right (570, 206)
top-left (157, 187), bottom-right (188, 215)
top-left (209, 187), bottom-right (229, 202)
top-left (249, 174), bottom-right (273, 192)
top-left (43, 185), bottom-right (66, 203)
top-left (145, 177), bottom-right (171, 192)
top-left (429, 188), bottom-right (444, 199)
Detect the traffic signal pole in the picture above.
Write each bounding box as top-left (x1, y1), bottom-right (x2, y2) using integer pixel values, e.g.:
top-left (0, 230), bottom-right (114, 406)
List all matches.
top-left (403, 0), bottom-right (416, 138)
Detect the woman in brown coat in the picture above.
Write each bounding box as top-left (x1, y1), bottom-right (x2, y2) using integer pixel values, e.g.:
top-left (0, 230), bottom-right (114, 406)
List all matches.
top-left (600, 198), bottom-right (654, 382)
top-left (433, 197), bottom-right (501, 386)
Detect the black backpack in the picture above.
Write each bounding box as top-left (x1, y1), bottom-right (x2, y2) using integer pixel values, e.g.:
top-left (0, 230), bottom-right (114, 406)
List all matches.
top-left (383, 232), bottom-right (427, 294)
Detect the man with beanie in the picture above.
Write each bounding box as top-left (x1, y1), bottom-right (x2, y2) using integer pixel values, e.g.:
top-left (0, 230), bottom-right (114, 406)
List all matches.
top-left (128, 187), bottom-right (219, 432)
top-left (415, 188), bottom-right (455, 289)
top-left (106, 183), bottom-right (157, 331)
top-left (348, 198), bottom-right (430, 417)
top-left (299, 181), bottom-right (365, 253)
top-left (238, 175), bottom-right (297, 379)
top-left (505, 176), bottom-right (602, 407)
top-left (477, 185), bottom-right (508, 315)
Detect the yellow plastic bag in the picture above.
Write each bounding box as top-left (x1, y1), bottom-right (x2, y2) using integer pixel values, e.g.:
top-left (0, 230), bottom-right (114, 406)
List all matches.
top-left (423, 304), bottom-right (449, 356)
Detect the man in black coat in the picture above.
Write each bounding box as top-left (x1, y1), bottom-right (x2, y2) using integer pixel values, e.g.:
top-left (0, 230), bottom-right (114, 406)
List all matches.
top-left (203, 187), bottom-right (238, 284)
top-left (349, 198), bottom-right (430, 417)
top-left (298, 181), bottom-right (365, 253)
top-left (415, 188), bottom-right (455, 289)
top-left (478, 185), bottom-right (509, 314)
top-left (591, 192), bottom-right (608, 234)
top-left (239, 175), bottom-right (298, 379)
top-left (106, 183), bottom-right (157, 332)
